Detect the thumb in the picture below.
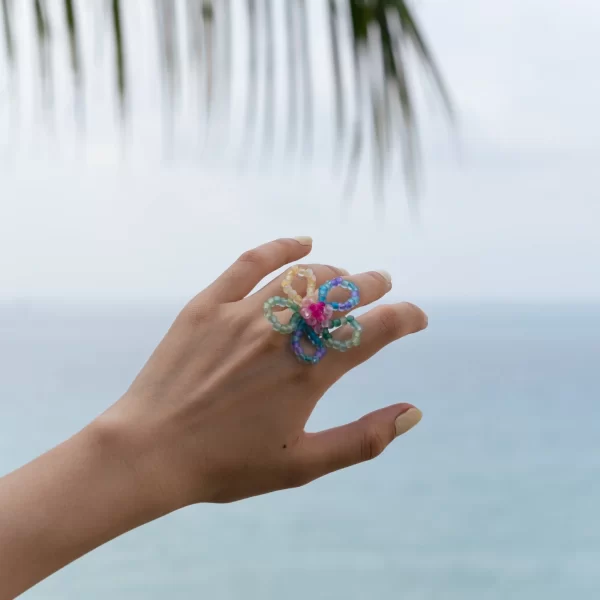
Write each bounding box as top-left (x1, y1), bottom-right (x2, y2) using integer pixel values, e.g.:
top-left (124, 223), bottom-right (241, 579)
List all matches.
top-left (301, 404), bottom-right (422, 480)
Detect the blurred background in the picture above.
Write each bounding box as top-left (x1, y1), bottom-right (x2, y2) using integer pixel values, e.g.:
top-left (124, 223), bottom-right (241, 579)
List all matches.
top-left (1, 1), bottom-right (599, 599)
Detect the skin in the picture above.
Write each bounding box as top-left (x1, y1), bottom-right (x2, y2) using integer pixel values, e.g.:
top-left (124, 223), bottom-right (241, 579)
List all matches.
top-left (0, 237), bottom-right (427, 599)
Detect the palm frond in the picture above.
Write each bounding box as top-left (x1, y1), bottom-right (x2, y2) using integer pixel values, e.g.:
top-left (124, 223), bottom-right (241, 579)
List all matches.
top-left (34, 0), bottom-right (52, 105)
top-left (393, 0), bottom-right (453, 117)
top-left (111, 0), bottom-right (125, 117)
top-left (297, 0), bottom-right (313, 156)
top-left (263, 0), bottom-right (274, 153)
top-left (329, 0), bottom-right (345, 152)
top-left (202, 0), bottom-right (214, 120)
top-left (1, 0), bottom-right (15, 68)
top-left (0, 0), bottom-right (453, 206)
top-left (242, 0), bottom-right (258, 149)
top-left (284, 1), bottom-right (299, 154)
top-left (64, 0), bottom-right (80, 85)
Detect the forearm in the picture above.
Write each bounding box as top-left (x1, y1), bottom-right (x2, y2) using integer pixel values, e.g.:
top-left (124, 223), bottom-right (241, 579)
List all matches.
top-left (0, 418), bottom-right (169, 599)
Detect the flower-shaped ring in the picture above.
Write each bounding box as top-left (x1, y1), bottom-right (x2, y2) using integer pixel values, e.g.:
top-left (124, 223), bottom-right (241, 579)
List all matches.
top-left (263, 266), bottom-right (363, 364)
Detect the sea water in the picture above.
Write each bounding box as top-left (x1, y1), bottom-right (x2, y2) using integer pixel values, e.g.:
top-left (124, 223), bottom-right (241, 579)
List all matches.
top-left (1, 303), bottom-right (598, 599)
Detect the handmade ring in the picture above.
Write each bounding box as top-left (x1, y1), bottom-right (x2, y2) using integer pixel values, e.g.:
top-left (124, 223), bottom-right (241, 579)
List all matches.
top-left (263, 267), bottom-right (362, 364)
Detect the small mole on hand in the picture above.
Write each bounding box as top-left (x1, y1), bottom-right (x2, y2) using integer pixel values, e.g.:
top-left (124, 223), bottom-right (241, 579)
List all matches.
top-left (282, 444), bottom-right (287, 449)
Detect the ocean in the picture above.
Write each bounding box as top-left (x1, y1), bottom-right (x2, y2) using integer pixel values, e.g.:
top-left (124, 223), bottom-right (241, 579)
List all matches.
top-left (1, 303), bottom-right (598, 599)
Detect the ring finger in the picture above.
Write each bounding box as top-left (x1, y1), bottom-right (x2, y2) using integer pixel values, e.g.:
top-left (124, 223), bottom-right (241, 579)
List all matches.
top-left (323, 302), bottom-right (429, 382)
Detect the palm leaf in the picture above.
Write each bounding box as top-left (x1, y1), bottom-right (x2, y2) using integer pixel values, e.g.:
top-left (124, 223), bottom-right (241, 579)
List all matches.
top-left (242, 0), bottom-right (258, 149)
top-left (0, 0), bottom-right (453, 206)
top-left (64, 0), bottom-right (80, 85)
top-left (284, 1), bottom-right (299, 153)
top-left (263, 0), bottom-right (274, 153)
top-left (34, 0), bottom-right (52, 105)
top-left (297, 0), bottom-right (313, 155)
top-left (329, 0), bottom-right (345, 150)
top-left (111, 0), bottom-right (125, 117)
top-left (1, 0), bottom-right (15, 67)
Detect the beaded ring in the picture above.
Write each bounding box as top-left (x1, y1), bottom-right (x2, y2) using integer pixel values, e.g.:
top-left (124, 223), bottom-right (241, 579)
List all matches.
top-left (263, 266), bottom-right (362, 364)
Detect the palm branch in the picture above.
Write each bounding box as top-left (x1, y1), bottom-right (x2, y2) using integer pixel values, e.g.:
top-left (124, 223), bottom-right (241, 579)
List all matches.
top-left (0, 0), bottom-right (452, 200)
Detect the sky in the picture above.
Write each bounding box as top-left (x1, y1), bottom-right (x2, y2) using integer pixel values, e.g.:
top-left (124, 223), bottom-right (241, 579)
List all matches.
top-left (0, 0), bottom-right (598, 305)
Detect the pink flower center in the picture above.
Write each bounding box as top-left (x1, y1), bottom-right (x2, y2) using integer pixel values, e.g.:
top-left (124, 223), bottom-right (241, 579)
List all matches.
top-left (300, 298), bottom-right (333, 331)
top-left (309, 301), bottom-right (326, 320)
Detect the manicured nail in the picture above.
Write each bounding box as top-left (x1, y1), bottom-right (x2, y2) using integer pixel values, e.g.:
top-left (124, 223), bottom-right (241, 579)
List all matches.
top-left (376, 269), bottom-right (392, 285)
top-left (394, 408), bottom-right (422, 437)
top-left (294, 236), bottom-right (313, 246)
top-left (339, 268), bottom-right (350, 276)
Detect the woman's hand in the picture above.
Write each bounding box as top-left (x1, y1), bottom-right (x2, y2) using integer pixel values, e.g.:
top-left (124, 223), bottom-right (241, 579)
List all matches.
top-left (99, 237), bottom-right (427, 510)
top-left (0, 237), bottom-right (427, 597)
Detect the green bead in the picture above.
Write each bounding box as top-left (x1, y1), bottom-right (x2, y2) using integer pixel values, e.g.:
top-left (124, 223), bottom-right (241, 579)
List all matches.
top-left (346, 315), bottom-right (355, 322)
top-left (332, 319), bottom-right (341, 328)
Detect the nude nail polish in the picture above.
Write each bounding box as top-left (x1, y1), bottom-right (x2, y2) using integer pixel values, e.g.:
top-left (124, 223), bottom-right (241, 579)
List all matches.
top-left (294, 236), bottom-right (313, 246)
top-left (376, 270), bottom-right (392, 285)
top-left (394, 408), bottom-right (422, 437)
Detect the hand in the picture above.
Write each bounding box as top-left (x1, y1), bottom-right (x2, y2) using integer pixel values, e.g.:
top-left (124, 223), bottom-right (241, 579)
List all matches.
top-left (98, 237), bottom-right (427, 509)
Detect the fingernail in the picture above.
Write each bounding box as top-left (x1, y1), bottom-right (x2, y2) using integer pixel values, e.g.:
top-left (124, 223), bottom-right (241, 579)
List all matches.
top-left (376, 269), bottom-right (392, 285)
top-left (339, 268), bottom-right (350, 276)
top-left (294, 236), bottom-right (313, 246)
top-left (394, 408), bottom-right (422, 437)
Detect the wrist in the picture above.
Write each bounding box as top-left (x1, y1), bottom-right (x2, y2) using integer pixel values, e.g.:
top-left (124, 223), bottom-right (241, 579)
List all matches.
top-left (0, 411), bottom-right (176, 597)
top-left (89, 398), bottom-right (192, 514)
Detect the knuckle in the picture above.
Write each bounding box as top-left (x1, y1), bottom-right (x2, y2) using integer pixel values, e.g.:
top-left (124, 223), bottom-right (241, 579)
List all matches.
top-left (296, 264), bottom-right (344, 281)
top-left (288, 361), bottom-right (318, 387)
top-left (237, 248), bottom-right (267, 270)
top-left (262, 325), bottom-right (286, 353)
top-left (402, 302), bottom-right (429, 332)
top-left (324, 265), bottom-right (345, 278)
top-left (377, 306), bottom-right (401, 338)
top-left (180, 301), bottom-right (220, 327)
top-left (360, 425), bottom-right (387, 462)
top-left (273, 238), bottom-right (294, 258)
top-left (284, 461), bottom-right (313, 489)
top-left (367, 270), bottom-right (390, 290)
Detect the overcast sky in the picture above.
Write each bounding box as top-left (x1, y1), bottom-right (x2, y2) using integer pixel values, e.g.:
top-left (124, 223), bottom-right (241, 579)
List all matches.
top-left (0, 0), bottom-right (598, 305)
